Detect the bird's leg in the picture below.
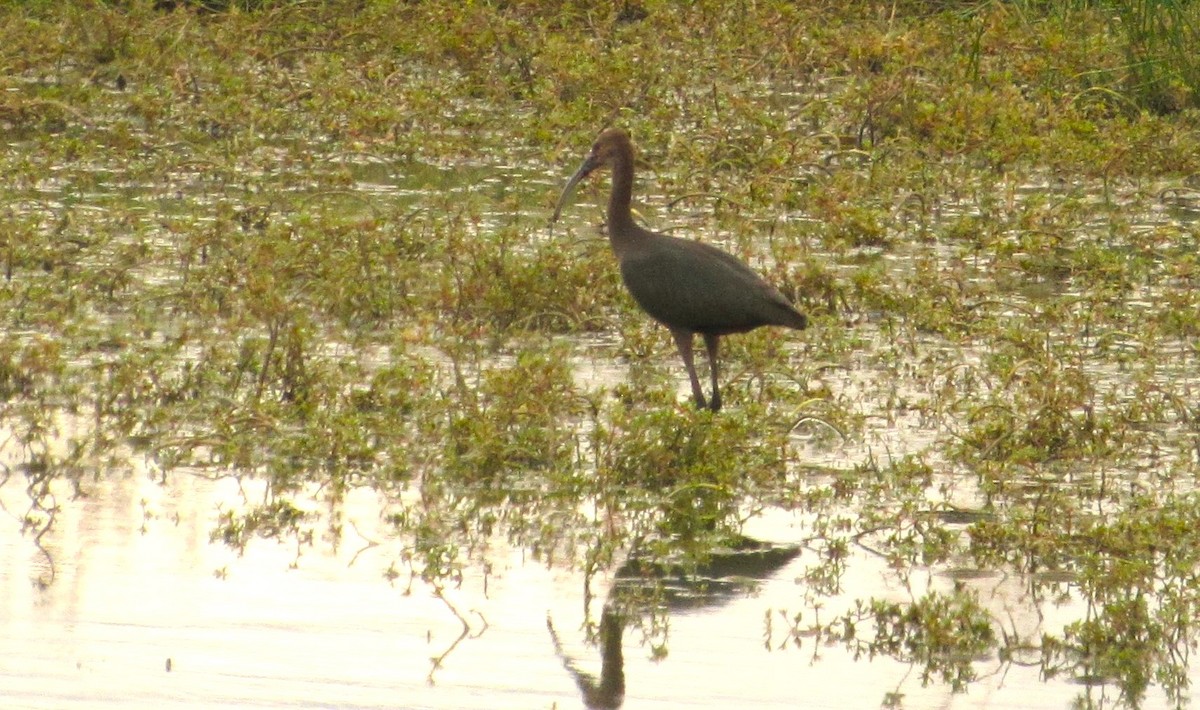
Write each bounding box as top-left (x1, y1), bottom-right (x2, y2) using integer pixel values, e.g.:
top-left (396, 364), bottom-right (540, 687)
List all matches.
top-left (703, 333), bottom-right (722, 412)
top-left (669, 328), bottom-right (708, 410)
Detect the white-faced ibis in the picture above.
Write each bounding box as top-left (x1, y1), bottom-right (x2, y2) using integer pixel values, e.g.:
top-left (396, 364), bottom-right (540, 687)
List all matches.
top-left (552, 128), bottom-right (807, 412)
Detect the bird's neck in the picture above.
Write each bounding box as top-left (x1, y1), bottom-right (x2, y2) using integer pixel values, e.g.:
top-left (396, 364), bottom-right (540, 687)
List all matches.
top-left (606, 153), bottom-right (638, 242)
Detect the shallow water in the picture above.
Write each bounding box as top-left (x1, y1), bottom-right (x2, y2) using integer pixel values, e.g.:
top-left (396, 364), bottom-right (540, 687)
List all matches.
top-left (0, 467), bottom-right (1171, 709)
top-left (5, 118), bottom-right (1200, 709)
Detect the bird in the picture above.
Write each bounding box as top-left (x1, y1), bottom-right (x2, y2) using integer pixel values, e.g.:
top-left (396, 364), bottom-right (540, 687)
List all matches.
top-left (551, 128), bottom-right (807, 412)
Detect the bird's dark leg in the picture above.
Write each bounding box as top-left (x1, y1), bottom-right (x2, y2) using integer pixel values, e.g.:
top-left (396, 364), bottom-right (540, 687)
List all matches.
top-left (703, 333), bottom-right (722, 412)
top-left (669, 328), bottom-right (708, 410)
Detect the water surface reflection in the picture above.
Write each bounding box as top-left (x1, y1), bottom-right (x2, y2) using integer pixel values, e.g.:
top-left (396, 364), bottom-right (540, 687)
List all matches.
top-left (0, 470), bottom-right (1156, 709)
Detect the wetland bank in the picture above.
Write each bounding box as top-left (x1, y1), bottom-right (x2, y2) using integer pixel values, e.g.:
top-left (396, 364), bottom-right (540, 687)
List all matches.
top-left (5, 1), bottom-right (1200, 707)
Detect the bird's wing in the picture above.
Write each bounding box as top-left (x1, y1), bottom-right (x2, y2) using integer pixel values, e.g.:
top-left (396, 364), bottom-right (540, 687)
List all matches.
top-left (619, 235), bottom-right (800, 333)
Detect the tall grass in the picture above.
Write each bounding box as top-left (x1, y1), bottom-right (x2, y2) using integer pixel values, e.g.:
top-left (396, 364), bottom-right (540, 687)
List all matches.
top-left (984, 0), bottom-right (1200, 112)
top-left (1108, 0), bottom-right (1200, 112)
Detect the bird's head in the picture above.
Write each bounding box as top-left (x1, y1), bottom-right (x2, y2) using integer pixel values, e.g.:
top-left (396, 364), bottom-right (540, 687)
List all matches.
top-left (551, 128), bottom-right (633, 223)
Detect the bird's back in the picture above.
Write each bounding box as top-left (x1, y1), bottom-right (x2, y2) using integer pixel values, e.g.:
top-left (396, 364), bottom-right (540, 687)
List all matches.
top-left (617, 231), bottom-right (807, 335)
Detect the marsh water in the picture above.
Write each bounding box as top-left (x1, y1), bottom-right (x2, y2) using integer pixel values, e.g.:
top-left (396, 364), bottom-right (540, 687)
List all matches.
top-left (6, 148), bottom-right (1200, 709)
top-left (7, 136), bottom-right (1200, 708)
top-left (0, 462), bottom-right (1136, 709)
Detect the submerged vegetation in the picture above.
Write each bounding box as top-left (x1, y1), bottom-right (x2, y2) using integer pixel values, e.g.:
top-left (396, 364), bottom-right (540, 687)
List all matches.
top-left (6, 0), bottom-right (1200, 705)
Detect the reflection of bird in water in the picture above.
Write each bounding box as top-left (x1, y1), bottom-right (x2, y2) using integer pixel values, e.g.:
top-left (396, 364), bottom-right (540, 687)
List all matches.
top-left (553, 128), bottom-right (808, 412)
top-left (547, 605), bottom-right (624, 709)
top-left (547, 536), bottom-right (800, 708)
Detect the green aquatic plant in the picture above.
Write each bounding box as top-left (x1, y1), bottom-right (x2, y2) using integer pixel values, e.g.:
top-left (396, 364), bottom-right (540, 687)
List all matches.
top-left (833, 587), bottom-right (997, 693)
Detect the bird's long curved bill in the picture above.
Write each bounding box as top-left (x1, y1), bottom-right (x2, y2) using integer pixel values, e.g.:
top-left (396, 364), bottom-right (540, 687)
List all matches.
top-left (551, 156), bottom-right (596, 223)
